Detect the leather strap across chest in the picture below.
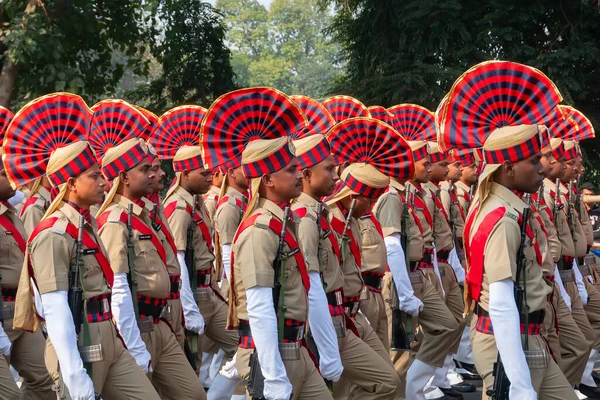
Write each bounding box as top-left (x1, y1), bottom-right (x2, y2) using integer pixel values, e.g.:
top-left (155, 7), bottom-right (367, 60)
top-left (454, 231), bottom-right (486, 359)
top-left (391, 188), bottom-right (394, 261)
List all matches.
top-left (0, 214), bottom-right (26, 254)
top-left (164, 201), bottom-right (213, 252)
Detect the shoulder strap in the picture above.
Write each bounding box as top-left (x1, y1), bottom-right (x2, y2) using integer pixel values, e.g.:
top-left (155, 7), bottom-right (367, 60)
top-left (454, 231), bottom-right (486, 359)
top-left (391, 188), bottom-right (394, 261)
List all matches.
top-left (19, 196), bottom-right (40, 218)
top-left (330, 216), bottom-right (362, 268)
top-left (413, 195), bottom-right (433, 228)
top-left (0, 214), bottom-right (26, 254)
top-left (164, 200), bottom-right (214, 252)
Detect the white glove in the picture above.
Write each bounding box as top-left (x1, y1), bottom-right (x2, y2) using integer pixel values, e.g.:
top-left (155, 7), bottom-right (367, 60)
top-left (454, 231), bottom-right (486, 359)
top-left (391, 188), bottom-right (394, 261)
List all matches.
top-left (489, 279), bottom-right (537, 400)
top-left (219, 351), bottom-right (239, 379)
top-left (448, 248), bottom-right (465, 284)
top-left (246, 286), bottom-right (293, 400)
top-left (7, 190), bottom-right (24, 207)
top-left (41, 291), bottom-right (95, 400)
top-left (385, 233), bottom-right (424, 317)
top-left (432, 245), bottom-right (446, 297)
top-left (307, 272), bottom-right (343, 382)
top-left (573, 260), bottom-right (589, 305)
top-left (111, 273), bottom-right (152, 373)
top-left (0, 321), bottom-right (11, 356)
top-left (222, 244), bottom-right (232, 281)
top-left (554, 265), bottom-right (571, 310)
top-left (177, 251), bottom-right (205, 335)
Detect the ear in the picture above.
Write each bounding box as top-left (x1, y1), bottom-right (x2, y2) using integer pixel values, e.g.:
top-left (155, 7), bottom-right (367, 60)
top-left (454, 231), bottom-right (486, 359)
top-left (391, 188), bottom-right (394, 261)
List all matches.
top-left (119, 170), bottom-right (129, 185)
top-left (182, 170), bottom-right (191, 180)
top-left (262, 174), bottom-right (274, 188)
top-left (66, 177), bottom-right (77, 192)
top-left (301, 168), bottom-right (311, 180)
top-left (503, 161), bottom-right (515, 177)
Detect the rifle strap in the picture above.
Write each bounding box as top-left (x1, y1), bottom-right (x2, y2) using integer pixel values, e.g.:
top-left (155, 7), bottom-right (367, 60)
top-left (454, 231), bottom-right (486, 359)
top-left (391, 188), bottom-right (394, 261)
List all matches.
top-left (330, 217), bottom-right (361, 268)
top-left (293, 207), bottom-right (341, 263)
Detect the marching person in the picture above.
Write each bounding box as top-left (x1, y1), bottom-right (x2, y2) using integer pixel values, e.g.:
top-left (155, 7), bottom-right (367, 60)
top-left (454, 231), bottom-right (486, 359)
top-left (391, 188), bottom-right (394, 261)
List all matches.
top-left (204, 168), bottom-right (223, 224)
top-left (9, 93), bottom-right (159, 399)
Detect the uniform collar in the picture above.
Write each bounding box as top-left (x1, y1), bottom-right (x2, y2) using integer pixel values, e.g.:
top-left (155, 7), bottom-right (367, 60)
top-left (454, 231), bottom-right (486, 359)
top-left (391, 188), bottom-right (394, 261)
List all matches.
top-left (297, 192), bottom-right (320, 207)
top-left (36, 186), bottom-right (51, 201)
top-left (490, 182), bottom-right (528, 214)
top-left (210, 185), bottom-right (220, 194)
top-left (114, 194), bottom-right (144, 216)
top-left (455, 180), bottom-right (471, 193)
top-left (175, 186), bottom-right (195, 208)
top-left (0, 201), bottom-right (11, 216)
top-left (390, 179), bottom-right (405, 192)
top-left (258, 197), bottom-right (298, 223)
top-left (58, 201), bottom-right (97, 230)
top-left (142, 196), bottom-right (157, 212)
top-left (226, 186), bottom-right (247, 201)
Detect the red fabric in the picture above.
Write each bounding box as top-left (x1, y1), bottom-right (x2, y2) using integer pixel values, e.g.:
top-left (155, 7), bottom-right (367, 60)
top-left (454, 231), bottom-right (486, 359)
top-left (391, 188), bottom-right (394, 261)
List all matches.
top-left (149, 209), bottom-right (178, 256)
top-left (413, 194), bottom-right (432, 228)
top-left (97, 211), bottom-right (167, 268)
top-left (29, 218), bottom-right (114, 287)
top-left (293, 206), bottom-right (341, 263)
top-left (330, 216), bottom-right (362, 268)
top-left (449, 190), bottom-right (466, 221)
top-left (19, 196), bottom-right (40, 218)
top-left (216, 195), bottom-right (246, 213)
top-left (0, 214), bottom-right (26, 254)
top-left (163, 201), bottom-right (213, 252)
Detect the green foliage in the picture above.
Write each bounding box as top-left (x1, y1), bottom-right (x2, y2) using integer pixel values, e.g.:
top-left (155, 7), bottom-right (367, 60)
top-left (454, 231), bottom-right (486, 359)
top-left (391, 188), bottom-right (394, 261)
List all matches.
top-left (217, 0), bottom-right (342, 98)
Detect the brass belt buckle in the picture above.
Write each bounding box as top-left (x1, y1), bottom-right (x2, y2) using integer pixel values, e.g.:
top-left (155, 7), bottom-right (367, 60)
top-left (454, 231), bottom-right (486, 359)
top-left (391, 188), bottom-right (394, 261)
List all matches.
top-left (524, 349), bottom-right (548, 369)
top-left (79, 344), bottom-right (104, 363)
top-left (159, 304), bottom-right (171, 321)
top-left (137, 316), bottom-right (155, 333)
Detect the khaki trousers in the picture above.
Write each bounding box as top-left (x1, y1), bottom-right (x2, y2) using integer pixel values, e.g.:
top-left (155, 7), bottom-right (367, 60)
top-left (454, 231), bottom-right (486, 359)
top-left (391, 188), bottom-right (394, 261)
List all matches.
top-left (46, 319), bottom-right (160, 399)
top-left (143, 320), bottom-right (206, 399)
top-left (0, 355), bottom-right (19, 400)
top-left (236, 346), bottom-right (333, 400)
top-left (582, 277), bottom-right (600, 351)
top-left (166, 298), bottom-right (185, 348)
top-left (471, 326), bottom-right (577, 400)
top-left (3, 306), bottom-right (54, 399)
top-left (197, 291), bottom-right (238, 363)
top-left (358, 290), bottom-right (389, 352)
top-left (565, 280), bottom-right (595, 349)
top-left (438, 262), bottom-right (467, 354)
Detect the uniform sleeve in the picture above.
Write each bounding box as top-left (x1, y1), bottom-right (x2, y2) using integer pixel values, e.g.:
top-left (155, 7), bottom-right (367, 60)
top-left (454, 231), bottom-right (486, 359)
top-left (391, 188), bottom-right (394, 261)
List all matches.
top-left (205, 199), bottom-right (217, 223)
top-left (30, 230), bottom-right (70, 294)
top-left (236, 223), bottom-right (279, 289)
top-left (296, 216), bottom-right (320, 274)
top-left (21, 205), bottom-right (45, 237)
top-left (98, 222), bottom-right (130, 274)
top-left (374, 192), bottom-right (402, 237)
top-left (484, 216), bottom-right (521, 284)
top-left (439, 189), bottom-right (452, 216)
top-left (167, 208), bottom-right (191, 251)
top-left (215, 204), bottom-right (242, 245)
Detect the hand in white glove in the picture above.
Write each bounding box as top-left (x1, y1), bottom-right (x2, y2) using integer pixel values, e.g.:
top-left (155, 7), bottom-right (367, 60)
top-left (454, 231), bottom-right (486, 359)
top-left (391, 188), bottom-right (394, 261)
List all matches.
top-left (219, 352), bottom-right (239, 379)
top-left (177, 251), bottom-right (206, 335)
top-left (403, 296), bottom-right (424, 317)
top-left (0, 322), bottom-right (11, 356)
top-left (573, 260), bottom-right (589, 305)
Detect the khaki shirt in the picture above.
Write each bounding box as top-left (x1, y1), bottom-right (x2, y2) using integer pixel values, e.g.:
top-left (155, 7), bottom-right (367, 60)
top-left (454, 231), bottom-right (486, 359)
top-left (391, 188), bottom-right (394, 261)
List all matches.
top-left (98, 195), bottom-right (170, 299)
top-left (455, 181), bottom-right (472, 214)
top-left (0, 202), bottom-right (27, 289)
top-left (357, 214), bottom-right (387, 275)
top-left (215, 187), bottom-right (246, 245)
top-left (142, 197), bottom-right (180, 276)
top-left (292, 193), bottom-right (344, 294)
top-left (537, 179), bottom-right (561, 263)
top-left (439, 181), bottom-right (465, 245)
top-left (164, 187), bottom-right (215, 275)
top-left (329, 205), bottom-right (365, 297)
top-left (232, 198), bottom-right (308, 322)
top-left (559, 184), bottom-right (588, 258)
top-left (469, 183), bottom-right (552, 312)
top-left (543, 179), bottom-right (574, 259)
top-left (424, 182), bottom-right (454, 253)
top-left (579, 198), bottom-right (594, 247)
top-left (203, 186), bottom-right (220, 223)
top-left (411, 183), bottom-right (434, 249)
top-left (21, 186), bottom-right (51, 236)
top-left (29, 202), bottom-right (111, 299)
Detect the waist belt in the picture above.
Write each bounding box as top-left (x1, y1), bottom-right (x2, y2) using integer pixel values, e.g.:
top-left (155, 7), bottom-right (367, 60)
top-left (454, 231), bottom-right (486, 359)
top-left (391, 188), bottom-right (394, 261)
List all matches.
top-left (578, 257), bottom-right (585, 267)
top-left (326, 288), bottom-right (345, 316)
top-left (237, 319), bottom-right (306, 349)
top-left (362, 272), bottom-right (384, 293)
top-left (437, 250), bottom-right (450, 264)
top-left (343, 295), bottom-right (361, 318)
top-left (331, 315), bottom-right (346, 338)
top-left (475, 305), bottom-right (544, 335)
top-left (409, 261), bottom-right (419, 272)
top-left (418, 248), bottom-right (434, 268)
top-left (1, 287), bottom-right (17, 303)
top-left (137, 295), bottom-right (168, 324)
top-left (167, 274), bottom-right (181, 300)
top-left (195, 269), bottom-right (212, 287)
top-left (560, 256), bottom-right (575, 270)
top-left (86, 294), bottom-right (112, 323)
top-left (578, 264), bottom-right (592, 277)
top-left (559, 268), bottom-right (575, 283)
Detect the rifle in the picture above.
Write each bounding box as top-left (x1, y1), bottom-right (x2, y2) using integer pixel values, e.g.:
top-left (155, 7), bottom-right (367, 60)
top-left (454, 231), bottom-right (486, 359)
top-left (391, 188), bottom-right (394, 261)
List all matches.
top-left (487, 195), bottom-right (532, 400)
top-left (184, 195), bottom-right (198, 371)
top-left (567, 181), bottom-right (575, 240)
top-left (248, 207), bottom-right (291, 400)
top-left (338, 199), bottom-right (357, 263)
top-left (575, 175), bottom-right (582, 217)
top-left (447, 182), bottom-right (464, 261)
top-left (390, 183), bottom-right (412, 351)
top-left (553, 178), bottom-right (560, 226)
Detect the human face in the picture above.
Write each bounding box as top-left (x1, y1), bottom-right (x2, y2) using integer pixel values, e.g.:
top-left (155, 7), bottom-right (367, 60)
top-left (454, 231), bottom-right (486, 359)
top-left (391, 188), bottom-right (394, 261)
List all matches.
top-left (540, 147), bottom-right (556, 177)
top-left (185, 167), bottom-right (212, 195)
top-left (229, 166), bottom-right (249, 192)
top-left (0, 169), bottom-right (16, 201)
top-left (150, 159), bottom-right (166, 193)
top-left (304, 155), bottom-right (339, 198)
top-left (548, 156), bottom-right (566, 181)
top-left (122, 159), bottom-right (155, 198)
top-left (510, 153), bottom-right (545, 193)
top-left (430, 160), bottom-right (449, 183)
top-left (68, 164), bottom-right (106, 207)
top-left (413, 156), bottom-right (431, 183)
top-left (265, 158), bottom-right (303, 201)
top-left (562, 159), bottom-right (577, 183)
top-left (447, 161), bottom-right (462, 182)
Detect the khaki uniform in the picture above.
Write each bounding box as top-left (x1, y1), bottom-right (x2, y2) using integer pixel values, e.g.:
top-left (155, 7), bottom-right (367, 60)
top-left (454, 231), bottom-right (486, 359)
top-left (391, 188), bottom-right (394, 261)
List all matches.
top-left (20, 186), bottom-right (51, 236)
top-left (164, 187), bottom-right (237, 365)
top-left (203, 185), bottom-right (220, 224)
top-left (29, 202), bottom-right (159, 399)
top-left (98, 195), bottom-right (204, 399)
top-left (0, 202), bottom-right (54, 399)
top-left (142, 197), bottom-right (185, 347)
top-left (372, 182), bottom-right (458, 384)
top-left (293, 193), bottom-right (400, 400)
top-left (468, 183), bottom-right (574, 399)
top-left (232, 198), bottom-right (331, 399)
top-left (455, 181), bottom-right (473, 215)
top-left (357, 213), bottom-right (389, 351)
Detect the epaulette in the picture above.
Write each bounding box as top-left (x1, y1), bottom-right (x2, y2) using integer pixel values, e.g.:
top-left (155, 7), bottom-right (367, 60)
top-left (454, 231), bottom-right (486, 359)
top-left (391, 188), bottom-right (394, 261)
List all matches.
top-left (505, 210), bottom-right (519, 222)
top-left (544, 188), bottom-right (551, 194)
top-left (107, 207), bottom-right (125, 223)
top-left (253, 213), bottom-right (273, 230)
top-left (50, 217), bottom-right (69, 234)
top-left (176, 198), bottom-right (188, 211)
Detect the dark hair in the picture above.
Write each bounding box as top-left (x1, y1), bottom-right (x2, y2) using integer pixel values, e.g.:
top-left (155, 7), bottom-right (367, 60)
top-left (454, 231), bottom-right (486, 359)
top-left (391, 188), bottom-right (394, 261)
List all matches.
top-left (582, 182), bottom-right (596, 193)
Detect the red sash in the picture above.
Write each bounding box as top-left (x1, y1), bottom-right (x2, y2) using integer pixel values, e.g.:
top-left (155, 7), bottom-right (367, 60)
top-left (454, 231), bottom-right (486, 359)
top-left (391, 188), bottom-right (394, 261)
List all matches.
top-left (149, 210), bottom-right (178, 256)
top-left (435, 197), bottom-right (449, 221)
top-left (293, 207), bottom-right (341, 263)
top-left (216, 195), bottom-right (246, 214)
top-left (330, 216), bottom-right (362, 268)
top-left (97, 211), bottom-right (167, 267)
top-left (449, 191), bottom-right (466, 221)
top-left (29, 218), bottom-right (114, 287)
top-left (413, 194), bottom-right (433, 228)
top-left (0, 214), bottom-right (26, 254)
top-left (19, 196), bottom-right (40, 218)
top-left (164, 201), bottom-right (213, 252)
top-left (397, 192), bottom-right (423, 234)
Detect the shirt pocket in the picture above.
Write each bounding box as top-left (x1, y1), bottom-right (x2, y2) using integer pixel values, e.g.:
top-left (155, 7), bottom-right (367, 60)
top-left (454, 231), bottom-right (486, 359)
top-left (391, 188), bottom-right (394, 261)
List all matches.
top-left (134, 236), bottom-right (164, 276)
top-left (0, 232), bottom-right (21, 267)
top-left (361, 225), bottom-right (379, 247)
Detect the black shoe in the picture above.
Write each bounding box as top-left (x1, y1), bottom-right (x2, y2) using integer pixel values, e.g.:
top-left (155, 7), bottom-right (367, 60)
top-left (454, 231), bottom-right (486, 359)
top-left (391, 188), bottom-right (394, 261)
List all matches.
top-left (593, 370), bottom-right (600, 385)
top-left (451, 382), bottom-right (477, 393)
top-left (439, 387), bottom-right (464, 399)
top-left (454, 360), bottom-right (482, 380)
top-left (579, 384), bottom-right (600, 399)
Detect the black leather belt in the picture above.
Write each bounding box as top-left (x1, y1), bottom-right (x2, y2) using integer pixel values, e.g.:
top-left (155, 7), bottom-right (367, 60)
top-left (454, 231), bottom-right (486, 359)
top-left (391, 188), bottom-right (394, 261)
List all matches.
top-left (238, 319), bottom-right (305, 342)
top-left (437, 250), bottom-right (450, 263)
top-left (138, 300), bottom-right (167, 319)
top-left (409, 261), bottom-right (419, 271)
top-left (362, 273), bottom-right (384, 289)
top-left (475, 304), bottom-right (545, 324)
top-left (87, 295), bottom-right (111, 314)
top-left (326, 289), bottom-right (343, 306)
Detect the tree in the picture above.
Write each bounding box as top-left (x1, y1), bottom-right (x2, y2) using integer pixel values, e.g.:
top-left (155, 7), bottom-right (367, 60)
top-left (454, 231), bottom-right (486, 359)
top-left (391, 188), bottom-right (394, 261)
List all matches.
top-left (128, 0), bottom-right (235, 112)
top-left (0, 1), bottom-right (151, 108)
